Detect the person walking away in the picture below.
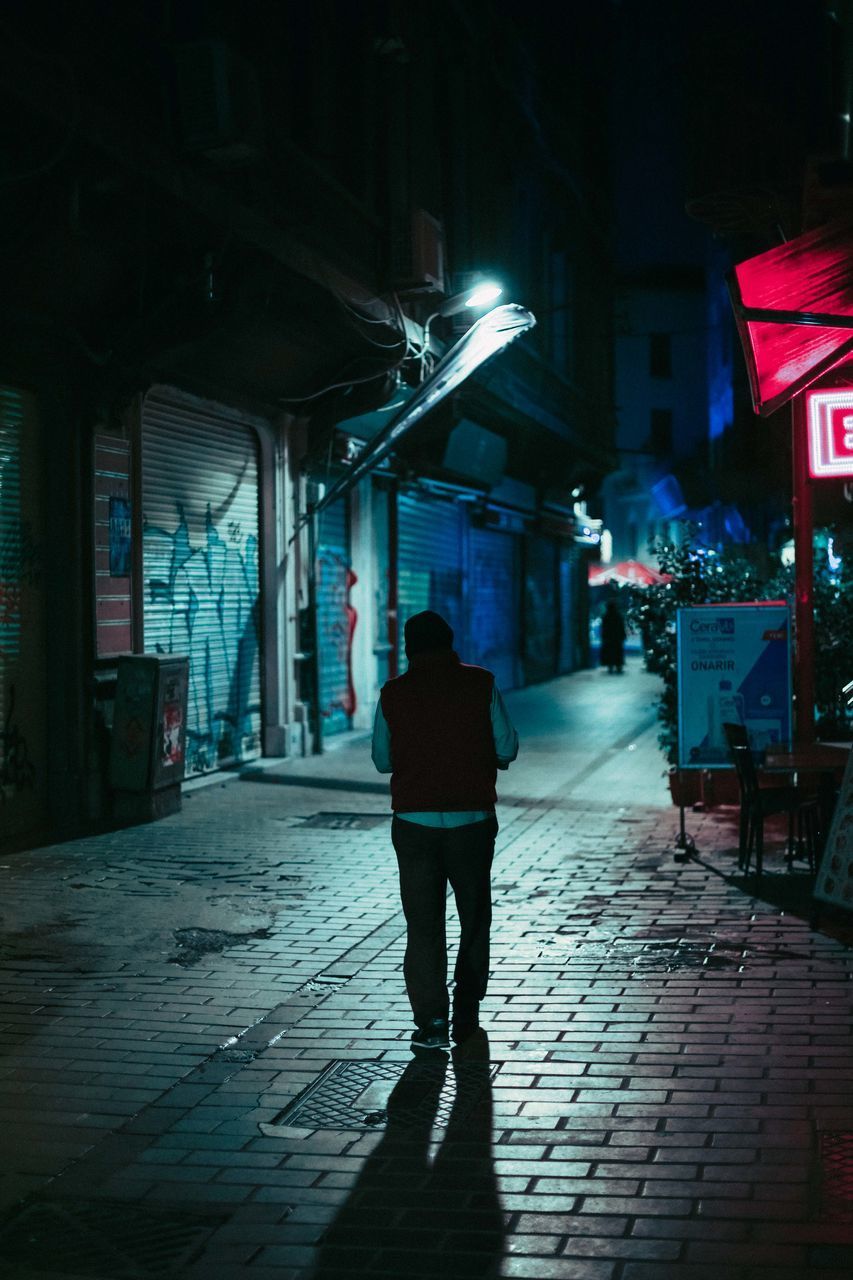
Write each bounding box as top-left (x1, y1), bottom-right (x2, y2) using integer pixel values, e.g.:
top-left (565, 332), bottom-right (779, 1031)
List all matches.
top-left (600, 599), bottom-right (626, 674)
top-left (372, 610), bottom-right (519, 1051)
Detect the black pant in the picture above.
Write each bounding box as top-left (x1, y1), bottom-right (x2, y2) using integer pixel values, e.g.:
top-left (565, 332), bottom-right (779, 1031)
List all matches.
top-left (392, 814), bottom-right (498, 1027)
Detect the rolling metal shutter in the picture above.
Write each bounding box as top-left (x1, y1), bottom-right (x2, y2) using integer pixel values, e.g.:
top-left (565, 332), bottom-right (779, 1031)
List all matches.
top-left (397, 492), bottom-right (463, 663)
top-left (0, 388), bottom-right (23, 668)
top-left (0, 385), bottom-right (47, 839)
top-left (558, 543), bottom-right (576, 674)
top-left (523, 534), bottom-right (558, 683)
top-left (468, 525), bottom-right (519, 690)
top-left (142, 389), bottom-right (261, 776)
top-left (315, 496), bottom-right (353, 736)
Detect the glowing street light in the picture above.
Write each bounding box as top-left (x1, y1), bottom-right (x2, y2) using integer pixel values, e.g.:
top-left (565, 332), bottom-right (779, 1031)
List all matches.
top-left (308, 302), bottom-right (535, 521)
top-left (423, 281), bottom-right (504, 353)
top-left (439, 280), bottom-right (502, 316)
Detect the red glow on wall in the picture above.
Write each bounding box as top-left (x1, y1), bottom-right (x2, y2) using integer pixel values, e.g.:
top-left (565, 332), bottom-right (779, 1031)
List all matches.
top-left (730, 218), bottom-right (853, 416)
top-left (806, 388), bottom-right (853, 477)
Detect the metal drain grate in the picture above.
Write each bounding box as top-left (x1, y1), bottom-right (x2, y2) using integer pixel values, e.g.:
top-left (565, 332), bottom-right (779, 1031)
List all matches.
top-left (268, 1058), bottom-right (501, 1132)
top-left (817, 1132), bottom-right (853, 1223)
top-left (298, 812), bottom-right (389, 830)
top-left (0, 1198), bottom-right (225, 1276)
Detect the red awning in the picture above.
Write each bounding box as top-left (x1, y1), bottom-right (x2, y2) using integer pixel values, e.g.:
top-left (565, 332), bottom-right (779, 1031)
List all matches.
top-left (728, 217), bottom-right (853, 417)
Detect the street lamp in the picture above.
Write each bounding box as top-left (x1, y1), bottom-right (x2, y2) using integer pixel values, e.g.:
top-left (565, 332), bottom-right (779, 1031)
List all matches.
top-left (308, 301), bottom-right (535, 521)
top-left (422, 281), bottom-right (503, 357)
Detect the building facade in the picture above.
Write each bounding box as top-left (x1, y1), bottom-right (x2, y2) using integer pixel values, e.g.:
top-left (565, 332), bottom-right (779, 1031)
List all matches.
top-left (0, 0), bottom-right (615, 848)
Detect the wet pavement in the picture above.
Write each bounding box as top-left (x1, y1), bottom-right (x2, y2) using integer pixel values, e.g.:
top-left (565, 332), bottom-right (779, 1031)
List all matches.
top-left (2, 659), bottom-right (853, 1279)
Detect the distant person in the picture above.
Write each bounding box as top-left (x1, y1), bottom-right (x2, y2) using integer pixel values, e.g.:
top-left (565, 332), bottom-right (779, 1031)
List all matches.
top-left (600, 599), bottom-right (626, 674)
top-left (372, 610), bottom-right (519, 1051)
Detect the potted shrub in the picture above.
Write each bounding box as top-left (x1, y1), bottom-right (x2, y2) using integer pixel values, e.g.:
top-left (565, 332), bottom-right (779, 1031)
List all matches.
top-left (625, 524), bottom-right (853, 805)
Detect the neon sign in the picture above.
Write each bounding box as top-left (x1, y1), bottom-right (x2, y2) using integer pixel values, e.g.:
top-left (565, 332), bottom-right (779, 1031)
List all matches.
top-left (806, 389), bottom-right (853, 478)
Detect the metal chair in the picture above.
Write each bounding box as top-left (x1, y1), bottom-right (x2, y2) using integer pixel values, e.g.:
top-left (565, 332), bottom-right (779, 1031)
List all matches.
top-left (722, 722), bottom-right (751, 863)
top-left (723, 724), bottom-right (819, 876)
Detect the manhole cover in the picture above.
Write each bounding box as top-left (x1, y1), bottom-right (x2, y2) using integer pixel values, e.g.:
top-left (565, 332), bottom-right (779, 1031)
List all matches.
top-left (817, 1132), bottom-right (853, 1222)
top-left (298, 813), bottom-right (389, 830)
top-left (266, 1058), bottom-right (501, 1132)
top-left (0, 1199), bottom-right (225, 1276)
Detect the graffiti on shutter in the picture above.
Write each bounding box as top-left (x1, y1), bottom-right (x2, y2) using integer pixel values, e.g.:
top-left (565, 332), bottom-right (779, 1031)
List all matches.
top-left (316, 497), bottom-right (356, 736)
top-left (142, 392), bottom-right (262, 775)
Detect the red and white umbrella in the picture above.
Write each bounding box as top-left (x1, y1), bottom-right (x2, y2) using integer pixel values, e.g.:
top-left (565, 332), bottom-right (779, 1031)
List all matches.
top-left (588, 559), bottom-right (669, 588)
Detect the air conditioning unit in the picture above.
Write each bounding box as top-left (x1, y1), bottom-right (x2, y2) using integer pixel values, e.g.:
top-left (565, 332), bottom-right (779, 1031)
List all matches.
top-left (391, 207), bottom-right (445, 293)
top-left (442, 420), bottom-right (507, 487)
top-left (171, 39), bottom-right (264, 165)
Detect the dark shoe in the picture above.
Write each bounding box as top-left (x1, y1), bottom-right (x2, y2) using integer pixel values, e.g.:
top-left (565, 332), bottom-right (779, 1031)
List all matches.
top-left (451, 1007), bottom-right (480, 1044)
top-left (411, 1017), bottom-right (450, 1050)
top-left (452, 1027), bottom-right (489, 1060)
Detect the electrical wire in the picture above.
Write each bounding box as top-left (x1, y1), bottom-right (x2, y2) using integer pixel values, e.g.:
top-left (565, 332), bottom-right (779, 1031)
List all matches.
top-left (329, 287), bottom-right (410, 351)
top-left (335, 293), bottom-right (400, 325)
top-left (278, 354), bottom-right (408, 404)
top-left (279, 291), bottom-right (431, 403)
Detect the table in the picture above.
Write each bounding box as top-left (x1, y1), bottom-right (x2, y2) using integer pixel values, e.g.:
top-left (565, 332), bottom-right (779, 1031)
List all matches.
top-left (764, 743), bottom-right (851, 777)
top-left (764, 743), bottom-right (851, 864)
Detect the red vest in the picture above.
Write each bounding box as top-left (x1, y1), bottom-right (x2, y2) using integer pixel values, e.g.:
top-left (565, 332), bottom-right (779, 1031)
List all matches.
top-left (380, 650), bottom-right (496, 812)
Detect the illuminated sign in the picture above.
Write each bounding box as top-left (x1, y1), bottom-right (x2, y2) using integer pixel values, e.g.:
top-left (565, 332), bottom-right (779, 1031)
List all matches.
top-left (806, 389), bottom-right (853, 478)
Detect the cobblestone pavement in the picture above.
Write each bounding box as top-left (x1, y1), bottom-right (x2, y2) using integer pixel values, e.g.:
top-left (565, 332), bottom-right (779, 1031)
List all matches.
top-left (2, 659), bottom-right (853, 1279)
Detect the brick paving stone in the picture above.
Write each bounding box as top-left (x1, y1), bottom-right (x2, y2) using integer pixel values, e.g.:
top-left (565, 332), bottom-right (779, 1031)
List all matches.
top-left (2, 662), bottom-right (853, 1278)
top-left (499, 1260), bottom-right (616, 1278)
top-left (561, 1238), bottom-right (682, 1260)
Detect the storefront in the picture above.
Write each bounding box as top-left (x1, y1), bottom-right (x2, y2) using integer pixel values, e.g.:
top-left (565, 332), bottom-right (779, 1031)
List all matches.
top-left (0, 385), bottom-right (47, 844)
top-left (140, 387), bottom-right (264, 776)
top-left (396, 489), bottom-right (465, 658)
top-left (466, 522), bottom-right (520, 691)
top-left (523, 532), bottom-right (559, 683)
top-left (315, 492), bottom-right (355, 737)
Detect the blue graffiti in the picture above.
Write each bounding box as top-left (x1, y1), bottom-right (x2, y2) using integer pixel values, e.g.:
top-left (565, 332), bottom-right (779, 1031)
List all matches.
top-left (144, 506), bottom-right (260, 773)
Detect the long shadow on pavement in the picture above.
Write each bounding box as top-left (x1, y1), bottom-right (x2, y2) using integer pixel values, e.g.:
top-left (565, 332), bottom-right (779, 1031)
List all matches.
top-left (307, 1033), bottom-right (504, 1280)
top-left (239, 773), bottom-right (390, 795)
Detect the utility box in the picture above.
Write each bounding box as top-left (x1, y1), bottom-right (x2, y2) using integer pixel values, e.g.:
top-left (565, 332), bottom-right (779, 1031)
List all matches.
top-left (110, 655), bottom-right (189, 823)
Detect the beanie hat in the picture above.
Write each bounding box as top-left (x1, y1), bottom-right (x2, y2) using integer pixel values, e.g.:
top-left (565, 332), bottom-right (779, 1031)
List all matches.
top-left (404, 610), bottom-right (454, 657)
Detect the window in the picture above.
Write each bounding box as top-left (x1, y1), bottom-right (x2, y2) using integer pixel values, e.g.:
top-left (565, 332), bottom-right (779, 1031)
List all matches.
top-left (650, 408), bottom-right (673, 455)
top-left (649, 333), bottom-right (672, 378)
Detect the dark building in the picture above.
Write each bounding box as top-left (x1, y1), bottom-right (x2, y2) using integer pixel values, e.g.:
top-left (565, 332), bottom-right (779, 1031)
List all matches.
top-left (0, 0), bottom-right (616, 848)
top-left (603, 1), bottom-right (848, 576)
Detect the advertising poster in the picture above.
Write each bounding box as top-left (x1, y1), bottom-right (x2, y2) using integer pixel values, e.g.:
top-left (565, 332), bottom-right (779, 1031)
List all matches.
top-left (814, 751), bottom-right (853, 911)
top-left (153, 660), bottom-right (189, 789)
top-left (108, 495), bottom-right (131, 577)
top-left (677, 602), bottom-right (792, 769)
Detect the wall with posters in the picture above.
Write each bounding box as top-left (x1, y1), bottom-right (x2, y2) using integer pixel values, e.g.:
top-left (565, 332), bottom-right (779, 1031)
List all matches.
top-left (676, 602), bottom-right (792, 769)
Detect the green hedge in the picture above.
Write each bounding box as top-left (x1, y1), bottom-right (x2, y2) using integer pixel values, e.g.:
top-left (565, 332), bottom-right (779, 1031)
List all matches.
top-left (624, 526), bottom-right (853, 763)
